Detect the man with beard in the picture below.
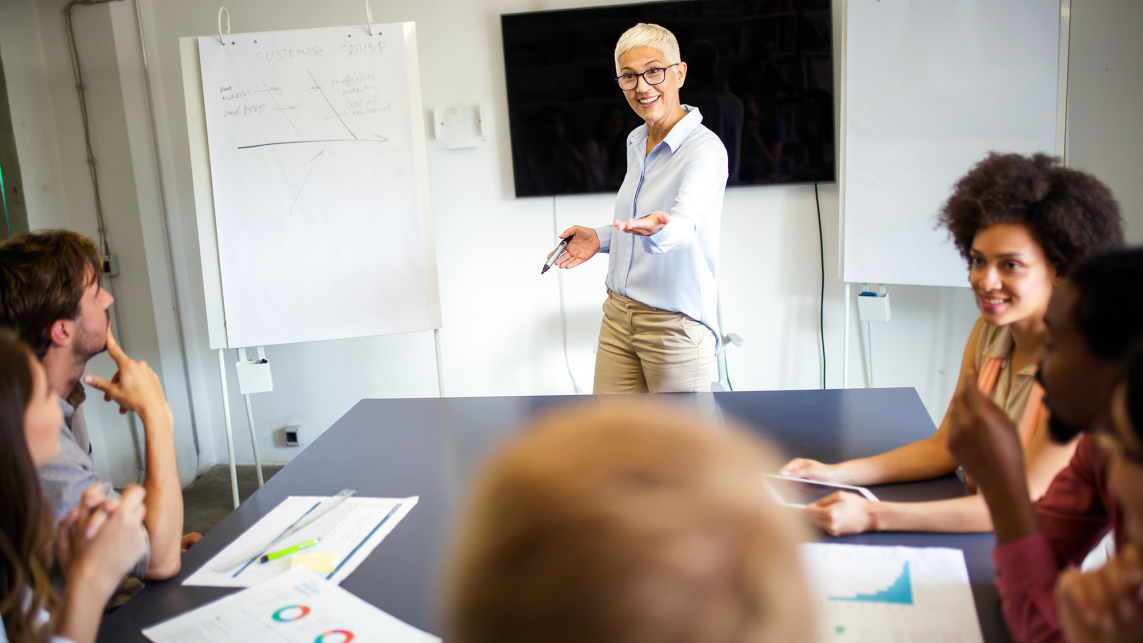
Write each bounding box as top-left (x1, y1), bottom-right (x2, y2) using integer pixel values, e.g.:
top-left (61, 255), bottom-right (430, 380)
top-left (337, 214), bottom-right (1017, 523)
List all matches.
top-left (0, 230), bottom-right (189, 581)
top-left (949, 248), bottom-right (1143, 643)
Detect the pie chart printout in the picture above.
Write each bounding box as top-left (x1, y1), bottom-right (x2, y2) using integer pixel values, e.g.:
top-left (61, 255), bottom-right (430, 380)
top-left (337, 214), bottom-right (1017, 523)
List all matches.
top-left (801, 544), bottom-right (984, 642)
top-left (141, 567), bottom-right (439, 643)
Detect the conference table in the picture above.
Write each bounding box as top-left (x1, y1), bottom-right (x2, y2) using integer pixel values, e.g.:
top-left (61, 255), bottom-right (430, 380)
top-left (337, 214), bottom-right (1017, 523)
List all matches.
top-left (98, 388), bottom-right (1013, 643)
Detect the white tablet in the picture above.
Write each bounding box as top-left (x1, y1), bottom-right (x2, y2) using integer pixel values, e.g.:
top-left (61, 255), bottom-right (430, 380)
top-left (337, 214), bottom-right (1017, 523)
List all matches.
top-left (762, 474), bottom-right (879, 508)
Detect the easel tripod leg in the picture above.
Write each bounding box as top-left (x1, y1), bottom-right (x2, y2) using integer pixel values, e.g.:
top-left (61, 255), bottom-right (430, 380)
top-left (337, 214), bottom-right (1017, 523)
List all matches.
top-left (217, 349), bottom-right (240, 508)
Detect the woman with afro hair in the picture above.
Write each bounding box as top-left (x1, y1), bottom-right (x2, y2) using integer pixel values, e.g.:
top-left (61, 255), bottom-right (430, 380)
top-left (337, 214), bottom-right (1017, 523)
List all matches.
top-left (781, 152), bottom-right (1124, 535)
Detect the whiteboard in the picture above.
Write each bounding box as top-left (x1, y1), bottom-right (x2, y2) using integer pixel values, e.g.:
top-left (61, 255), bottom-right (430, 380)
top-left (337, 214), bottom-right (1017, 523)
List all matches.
top-left (843, 0), bottom-right (1061, 287)
top-left (180, 23), bottom-right (440, 348)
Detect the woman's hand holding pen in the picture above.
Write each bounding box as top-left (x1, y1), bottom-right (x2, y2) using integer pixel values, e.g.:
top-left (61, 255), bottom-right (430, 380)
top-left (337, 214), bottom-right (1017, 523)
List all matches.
top-left (552, 226), bottom-right (600, 270)
top-left (615, 211), bottom-right (670, 236)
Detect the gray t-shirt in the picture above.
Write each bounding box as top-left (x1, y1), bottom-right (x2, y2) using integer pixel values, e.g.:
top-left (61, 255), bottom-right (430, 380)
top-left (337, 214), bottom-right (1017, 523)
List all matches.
top-left (38, 385), bottom-right (150, 579)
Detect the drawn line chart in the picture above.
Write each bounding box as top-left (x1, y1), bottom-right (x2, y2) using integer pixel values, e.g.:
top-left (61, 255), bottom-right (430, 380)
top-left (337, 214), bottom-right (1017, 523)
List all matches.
top-left (288, 150), bottom-right (324, 216)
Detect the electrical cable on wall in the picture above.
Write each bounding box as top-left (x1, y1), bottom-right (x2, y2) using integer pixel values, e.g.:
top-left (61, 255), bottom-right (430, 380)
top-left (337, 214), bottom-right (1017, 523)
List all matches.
top-left (552, 198), bottom-right (582, 394)
top-left (129, 0), bottom-right (203, 474)
top-left (0, 163), bottom-right (12, 239)
top-left (64, 0), bottom-right (146, 483)
top-left (815, 183), bottom-right (825, 389)
top-left (865, 320), bottom-right (875, 388)
top-left (65, 0), bottom-right (205, 479)
top-left (724, 350), bottom-right (734, 391)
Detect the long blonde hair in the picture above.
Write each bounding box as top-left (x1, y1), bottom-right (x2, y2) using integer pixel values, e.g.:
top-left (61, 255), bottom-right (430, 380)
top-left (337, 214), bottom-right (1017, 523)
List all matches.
top-left (448, 399), bottom-right (815, 643)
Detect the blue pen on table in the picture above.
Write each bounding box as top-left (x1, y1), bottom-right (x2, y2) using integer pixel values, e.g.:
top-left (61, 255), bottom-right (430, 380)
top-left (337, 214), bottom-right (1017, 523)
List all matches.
top-left (541, 235), bottom-right (574, 275)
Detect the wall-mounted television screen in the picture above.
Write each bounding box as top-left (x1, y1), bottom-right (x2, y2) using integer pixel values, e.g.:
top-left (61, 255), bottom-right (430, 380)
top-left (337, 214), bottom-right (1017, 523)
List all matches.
top-left (501, 0), bottom-right (835, 198)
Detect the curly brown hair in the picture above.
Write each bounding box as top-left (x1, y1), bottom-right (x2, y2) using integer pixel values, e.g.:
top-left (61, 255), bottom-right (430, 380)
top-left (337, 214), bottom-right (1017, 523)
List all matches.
top-left (938, 153), bottom-right (1124, 274)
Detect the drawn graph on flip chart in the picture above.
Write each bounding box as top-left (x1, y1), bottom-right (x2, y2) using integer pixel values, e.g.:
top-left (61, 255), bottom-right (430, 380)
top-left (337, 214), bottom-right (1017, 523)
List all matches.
top-left (187, 24), bottom-right (440, 349)
top-left (801, 544), bottom-right (984, 642)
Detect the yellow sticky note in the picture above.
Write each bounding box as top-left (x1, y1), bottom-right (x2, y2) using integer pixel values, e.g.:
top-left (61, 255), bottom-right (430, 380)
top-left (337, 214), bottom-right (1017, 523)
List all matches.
top-left (289, 552), bottom-right (336, 574)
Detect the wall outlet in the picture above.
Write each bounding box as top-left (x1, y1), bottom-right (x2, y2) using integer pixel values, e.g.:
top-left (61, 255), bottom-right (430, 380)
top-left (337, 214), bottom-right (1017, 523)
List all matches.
top-left (282, 425), bottom-right (304, 447)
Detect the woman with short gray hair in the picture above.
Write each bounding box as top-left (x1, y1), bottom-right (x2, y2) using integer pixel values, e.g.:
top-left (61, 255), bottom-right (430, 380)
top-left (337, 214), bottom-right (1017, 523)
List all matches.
top-left (549, 23), bottom-right (729, 394)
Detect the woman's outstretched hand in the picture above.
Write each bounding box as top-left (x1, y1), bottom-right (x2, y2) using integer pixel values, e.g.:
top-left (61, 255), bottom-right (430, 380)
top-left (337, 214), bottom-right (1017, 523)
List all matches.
top-left (614, 211), bottom-right (670, 236)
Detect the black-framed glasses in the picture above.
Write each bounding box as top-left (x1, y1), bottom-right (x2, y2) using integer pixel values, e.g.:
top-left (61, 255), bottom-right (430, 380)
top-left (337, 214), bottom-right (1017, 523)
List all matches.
top-left (615, 64), bottom-right (679, 91)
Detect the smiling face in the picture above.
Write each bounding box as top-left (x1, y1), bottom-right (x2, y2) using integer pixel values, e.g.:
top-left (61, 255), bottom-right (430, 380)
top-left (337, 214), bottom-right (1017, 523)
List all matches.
top-left (968, 223), bottom-right (1058, 327)
top-left (24, 355), bottom-right (62, 468)
top-left (1107, 384), bottom-right (1143, 546)
top-left (617, 46), bottom-right (686, 127)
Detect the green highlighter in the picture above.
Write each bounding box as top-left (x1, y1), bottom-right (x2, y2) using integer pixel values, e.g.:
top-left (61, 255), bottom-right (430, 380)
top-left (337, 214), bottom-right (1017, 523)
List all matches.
top-left (259, 538), bottom-right (320, 563)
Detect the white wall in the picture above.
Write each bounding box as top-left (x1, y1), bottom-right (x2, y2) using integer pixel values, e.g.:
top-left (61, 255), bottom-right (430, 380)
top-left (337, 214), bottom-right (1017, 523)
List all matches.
top-left (1, 0), bottom-right (1135, 480)
top-left (1065, 0), bottom-right (1143, 239)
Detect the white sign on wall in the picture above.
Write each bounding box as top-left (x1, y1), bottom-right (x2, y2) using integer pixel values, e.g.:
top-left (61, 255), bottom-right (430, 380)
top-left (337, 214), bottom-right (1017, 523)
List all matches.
top-left (193, 23), bottom-right (439, 348)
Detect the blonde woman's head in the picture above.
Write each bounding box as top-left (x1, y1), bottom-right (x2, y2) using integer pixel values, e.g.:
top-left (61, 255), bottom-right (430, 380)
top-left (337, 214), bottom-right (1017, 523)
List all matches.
top-left (447, 399), bottom-right (815, 643)
top-left (614, 23), bottom-right (680, 75)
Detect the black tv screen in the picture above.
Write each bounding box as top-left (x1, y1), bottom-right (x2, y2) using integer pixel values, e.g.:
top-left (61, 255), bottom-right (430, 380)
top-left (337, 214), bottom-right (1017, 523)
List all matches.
top-left (501, 0), bottom-right (835, 198)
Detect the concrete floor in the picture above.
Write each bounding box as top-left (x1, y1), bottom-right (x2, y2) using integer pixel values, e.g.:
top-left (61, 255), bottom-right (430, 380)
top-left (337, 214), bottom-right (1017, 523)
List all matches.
top-left (182, 464), bottom-right (285, 535)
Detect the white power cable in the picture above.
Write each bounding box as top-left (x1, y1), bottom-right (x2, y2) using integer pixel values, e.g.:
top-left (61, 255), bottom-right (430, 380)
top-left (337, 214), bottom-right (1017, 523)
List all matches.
top-left (553, 197), bottom-right (582, 394)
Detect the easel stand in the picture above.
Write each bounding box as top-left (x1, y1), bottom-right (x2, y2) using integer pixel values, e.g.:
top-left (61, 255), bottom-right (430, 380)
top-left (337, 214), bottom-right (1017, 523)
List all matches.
top-left (218, 346), bottom-right (271, 509)
top-left (216, 332), bottom-right (445, 509)
top-left (842, 283), bottom-right (891, 390)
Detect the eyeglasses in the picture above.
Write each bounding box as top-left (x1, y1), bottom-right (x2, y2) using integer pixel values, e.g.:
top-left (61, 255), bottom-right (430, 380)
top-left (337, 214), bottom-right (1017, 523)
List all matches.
top-left (615, 64), bottom-right (679, 91)
top-left (1096, 430), bottom-right (1143, 466)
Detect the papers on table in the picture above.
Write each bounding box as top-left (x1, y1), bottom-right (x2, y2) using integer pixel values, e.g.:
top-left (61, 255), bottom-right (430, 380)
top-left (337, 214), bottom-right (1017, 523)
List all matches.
top-left (801, 543), bottom-right (984, 643)
top-left (184, 496), bottom-right (417, 588)
top-left (144, 567), bottom-right (439, 643)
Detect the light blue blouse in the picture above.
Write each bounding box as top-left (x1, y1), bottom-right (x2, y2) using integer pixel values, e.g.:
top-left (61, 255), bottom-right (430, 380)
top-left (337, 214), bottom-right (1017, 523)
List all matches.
top-left (593, 105), bottom-right (728, 353)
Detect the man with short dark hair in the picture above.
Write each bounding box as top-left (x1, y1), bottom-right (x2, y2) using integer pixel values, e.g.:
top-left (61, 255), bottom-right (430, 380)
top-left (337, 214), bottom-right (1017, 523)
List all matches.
top-left (0, 230), bottom-right (187, 580)
top-left (949, 248), bottom-right (1143, 643)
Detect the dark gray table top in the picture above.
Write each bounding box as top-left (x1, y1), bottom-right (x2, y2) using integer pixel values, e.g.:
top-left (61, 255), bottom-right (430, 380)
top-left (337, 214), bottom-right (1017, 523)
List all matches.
top-left (98, 388), bottom-right (1012, 643)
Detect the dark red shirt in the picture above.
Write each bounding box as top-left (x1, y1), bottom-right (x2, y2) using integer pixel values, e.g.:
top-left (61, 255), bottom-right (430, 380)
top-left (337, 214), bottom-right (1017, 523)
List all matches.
top-left (992, 435), bottom-right (1125, 643)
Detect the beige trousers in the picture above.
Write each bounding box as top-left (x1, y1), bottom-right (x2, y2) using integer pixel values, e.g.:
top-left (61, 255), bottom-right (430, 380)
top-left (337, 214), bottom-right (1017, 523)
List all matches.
top-left (593, 291), bottom-right (717, 394)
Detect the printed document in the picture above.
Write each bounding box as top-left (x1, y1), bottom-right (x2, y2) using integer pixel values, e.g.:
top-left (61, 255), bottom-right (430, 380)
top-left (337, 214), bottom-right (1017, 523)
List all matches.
top-left (801, 543), bottom-right (984, 642)
top-left (145, 566), bottom-right (438, 643)
top-left (184, 496), bottom-right (417, 588)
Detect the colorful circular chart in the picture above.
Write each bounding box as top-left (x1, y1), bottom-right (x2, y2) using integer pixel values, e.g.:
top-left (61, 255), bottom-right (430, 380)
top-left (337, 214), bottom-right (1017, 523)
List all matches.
top-left (315, 630), bottom-right (354, 643)
top-left (271, 605), bottom-right (312, 622)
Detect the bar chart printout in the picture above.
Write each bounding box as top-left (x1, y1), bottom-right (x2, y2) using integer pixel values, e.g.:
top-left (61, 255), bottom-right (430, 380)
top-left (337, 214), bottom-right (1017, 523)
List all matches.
top-left (801, 544), bottom-right (984, 642)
